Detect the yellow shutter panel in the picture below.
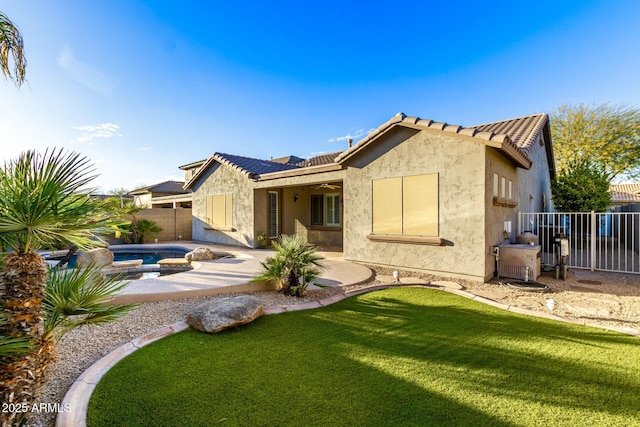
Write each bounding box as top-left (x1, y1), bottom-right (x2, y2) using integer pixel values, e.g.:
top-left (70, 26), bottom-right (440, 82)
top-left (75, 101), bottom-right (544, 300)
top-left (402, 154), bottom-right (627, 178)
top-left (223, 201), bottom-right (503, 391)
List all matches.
top-left (372, 177), bottom-right (402, 234)
top-left (225, 193), bottom-right (233, 227)
top-left (211, 194), bottom-right (225, 227)
top-left (403, 174), bottom-right (438, 236)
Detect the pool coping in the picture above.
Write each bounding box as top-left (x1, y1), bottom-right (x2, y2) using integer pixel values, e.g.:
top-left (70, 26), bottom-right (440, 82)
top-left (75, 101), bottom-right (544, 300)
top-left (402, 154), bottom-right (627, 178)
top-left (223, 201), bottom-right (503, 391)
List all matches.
top-left (55, 282), bottom-right (640, 427)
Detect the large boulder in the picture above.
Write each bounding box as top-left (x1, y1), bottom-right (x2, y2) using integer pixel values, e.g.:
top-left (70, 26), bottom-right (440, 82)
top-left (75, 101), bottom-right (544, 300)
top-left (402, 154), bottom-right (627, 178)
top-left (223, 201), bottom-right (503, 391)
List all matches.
top-left (185, 247), bottom-right (216, 262)
top-left (76, 248), bottom-right (114, 268)
top-left (187, 296), bottom-right (264, 333)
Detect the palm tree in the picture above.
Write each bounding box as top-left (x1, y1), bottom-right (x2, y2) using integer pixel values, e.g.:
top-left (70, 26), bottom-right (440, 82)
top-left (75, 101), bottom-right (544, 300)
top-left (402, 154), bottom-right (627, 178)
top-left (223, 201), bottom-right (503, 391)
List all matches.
top-left (0, 311), bottom-right (32, 365)
top-left (132, 218), bottom-right (163, 243)
top-left (43, 264), bottom-right (136, 342)
top-left (0, 149), bottom-right (112, 425)
top-left (252, 234), bottom-right (325, 296)
top-left (0, 11), bottom-right (26, 87)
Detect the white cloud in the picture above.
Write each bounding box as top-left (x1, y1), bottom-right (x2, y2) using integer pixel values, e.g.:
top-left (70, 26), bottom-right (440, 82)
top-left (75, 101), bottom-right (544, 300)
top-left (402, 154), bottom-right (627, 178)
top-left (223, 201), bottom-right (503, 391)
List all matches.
top-left (57, 45), bottom-right (118, 95)
top-left (137, 147), bottom-right (151, 151)
top-left (327, 128), bottom-right (374, 143)
top-left (71, 123), bottom-right (122, 145)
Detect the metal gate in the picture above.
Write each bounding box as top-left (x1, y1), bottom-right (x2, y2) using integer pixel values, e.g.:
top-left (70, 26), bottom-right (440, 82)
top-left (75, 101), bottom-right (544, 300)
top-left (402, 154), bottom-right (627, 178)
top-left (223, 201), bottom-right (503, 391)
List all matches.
top-left (518, 211), bottom-right (640, 274)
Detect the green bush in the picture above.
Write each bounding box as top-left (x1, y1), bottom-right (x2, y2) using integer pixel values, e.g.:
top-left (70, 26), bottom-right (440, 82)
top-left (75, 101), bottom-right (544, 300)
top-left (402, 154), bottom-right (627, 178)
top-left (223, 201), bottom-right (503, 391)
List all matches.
top-left (126, 218), bottom-right (163, 244)
top-left (256, 231), bottom-right (268, 249)
top-left (551, 159), bottom-right (611, 212)
top-left (252, 234), bottom-right (324, 297)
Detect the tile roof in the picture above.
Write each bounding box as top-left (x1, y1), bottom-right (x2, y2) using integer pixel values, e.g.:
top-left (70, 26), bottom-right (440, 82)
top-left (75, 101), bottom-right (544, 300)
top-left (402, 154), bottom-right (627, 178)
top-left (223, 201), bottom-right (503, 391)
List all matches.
top-left (184, 111), bottom-right (552, 188)
top-left (178, 159), bottom-right (207, 170)
top-left (214, 153), bottom-right (301, 176)
top-left (270, 155), bottom-right (306, 165)
top-left (184, 153), bottom-right (303, 188)
top-left (610, 183), bottom-right (640, 205)
top-left (294, 151), bottom-right (343, 167)
top-left (336, 112), bottom-right (544, 169)
top-left (129, 180), bottom-right (187, 195)
top-left (470, 114), bottom-right (549, 157)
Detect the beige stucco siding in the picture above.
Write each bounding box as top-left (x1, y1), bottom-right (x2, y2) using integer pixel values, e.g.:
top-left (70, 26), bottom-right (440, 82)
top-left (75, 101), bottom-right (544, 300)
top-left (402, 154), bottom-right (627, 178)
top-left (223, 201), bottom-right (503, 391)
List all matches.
top-left (253, 184), bottom-right (343, 246)
top-left (516, 133), bottom-right (553, 214)
top-left (134, 193), bottom-right (152, 208)
top-left (484, 149), bottom-right (519, 279)
top-left (482, 132), bottom-right (554, 280)
top-left (191, 163), bottom-right (255, 247)
top-left (343, 127), bottom-right (487, 281)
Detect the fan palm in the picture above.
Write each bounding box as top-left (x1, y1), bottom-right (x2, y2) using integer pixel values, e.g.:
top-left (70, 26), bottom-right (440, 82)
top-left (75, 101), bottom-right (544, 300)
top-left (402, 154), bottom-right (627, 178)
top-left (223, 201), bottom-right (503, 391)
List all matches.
top-left (0, 149), bottom-right (113, 425)
top-left (0, 312), bottom-right (32, 365)
top-left (0, 11), bottom-right (26, 87)
top-left (43, 264), bottom-right (135, 341)
top-left (130, 218), bottom-right (163, 244)
top-left (252, 234), bottom-right (324, 296)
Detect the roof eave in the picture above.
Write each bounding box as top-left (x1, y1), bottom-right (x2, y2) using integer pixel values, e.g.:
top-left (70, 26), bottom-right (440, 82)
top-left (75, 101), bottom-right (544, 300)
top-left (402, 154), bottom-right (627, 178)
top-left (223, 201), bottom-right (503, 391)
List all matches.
top-left (498, 139), bottom-right (532, 169)
top-left (184, 155), bottom-right (216, 190)
top-left (257, 163), bottom-right (342, 181)
top-left (178, 159), bottom-right (207, 170)
top-left (337, 113), bottom-right (533, 169)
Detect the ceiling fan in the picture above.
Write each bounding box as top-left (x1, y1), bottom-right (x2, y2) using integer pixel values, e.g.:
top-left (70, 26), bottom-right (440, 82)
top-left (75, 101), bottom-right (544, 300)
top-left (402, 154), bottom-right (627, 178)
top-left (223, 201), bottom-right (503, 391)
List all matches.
top-left (314, 183), bottom-right (341, 190)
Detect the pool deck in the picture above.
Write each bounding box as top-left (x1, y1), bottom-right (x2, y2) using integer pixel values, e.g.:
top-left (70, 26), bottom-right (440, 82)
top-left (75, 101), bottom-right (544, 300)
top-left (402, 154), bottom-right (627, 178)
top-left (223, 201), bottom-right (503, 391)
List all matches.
top-left (109, 242), bottom-right (374, 304)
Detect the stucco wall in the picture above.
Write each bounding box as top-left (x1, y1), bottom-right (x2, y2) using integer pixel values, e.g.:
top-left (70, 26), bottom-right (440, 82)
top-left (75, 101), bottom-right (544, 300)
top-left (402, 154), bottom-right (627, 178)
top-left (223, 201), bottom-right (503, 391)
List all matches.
top-left (191, 163), bottom-right (255, 247)
top-left (343, 127), bottom-right (487, 281)
top-left (516, 132), bottom-right (554, 215)
top-left (253, 184), bottom-right (343, 246)
top-left (134, 193), bottom-right (152, 208)
top-left (282, 186), bottom-right (309, 236)
top-left (482, 132), bottom-right (554, 280)
top-left (137, 208), bottom-right (192, 241)
top-left (484, 149), bottom-right (519, 279)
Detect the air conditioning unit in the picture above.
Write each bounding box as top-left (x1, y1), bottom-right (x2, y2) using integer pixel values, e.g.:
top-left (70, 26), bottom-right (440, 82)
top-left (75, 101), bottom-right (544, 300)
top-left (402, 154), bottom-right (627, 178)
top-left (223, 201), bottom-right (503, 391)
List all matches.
top-left (497, 244), bottom-right (541, 280)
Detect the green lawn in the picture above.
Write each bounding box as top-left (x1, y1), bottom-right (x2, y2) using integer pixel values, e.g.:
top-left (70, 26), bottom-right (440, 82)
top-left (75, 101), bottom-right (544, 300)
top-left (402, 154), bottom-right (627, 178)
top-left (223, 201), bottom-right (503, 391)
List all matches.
top-left (88, 288), bottom-right (640, 426)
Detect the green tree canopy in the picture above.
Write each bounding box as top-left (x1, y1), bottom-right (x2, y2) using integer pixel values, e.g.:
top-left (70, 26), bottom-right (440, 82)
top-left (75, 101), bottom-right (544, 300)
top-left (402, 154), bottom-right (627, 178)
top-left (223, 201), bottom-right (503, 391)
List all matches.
top-left (551, 159), bottom-right (612, 212)
top-left (0, 11), bottom-right (26, 86)
top-left (551, 102), bottom-right (640, 181)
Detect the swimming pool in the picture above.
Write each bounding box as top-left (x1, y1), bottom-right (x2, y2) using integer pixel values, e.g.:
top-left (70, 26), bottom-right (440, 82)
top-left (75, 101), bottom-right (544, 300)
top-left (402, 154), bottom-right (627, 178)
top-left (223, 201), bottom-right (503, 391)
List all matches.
top-left (47, 248), bottom-right (190, 268)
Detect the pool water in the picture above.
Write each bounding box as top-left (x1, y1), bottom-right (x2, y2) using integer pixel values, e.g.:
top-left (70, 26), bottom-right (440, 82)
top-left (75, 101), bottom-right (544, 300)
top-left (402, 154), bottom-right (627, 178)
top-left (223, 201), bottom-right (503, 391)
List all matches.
top-left (113, 252), bottom-right (187, 265)
top-left (60, 251), bottom-right (188, 268)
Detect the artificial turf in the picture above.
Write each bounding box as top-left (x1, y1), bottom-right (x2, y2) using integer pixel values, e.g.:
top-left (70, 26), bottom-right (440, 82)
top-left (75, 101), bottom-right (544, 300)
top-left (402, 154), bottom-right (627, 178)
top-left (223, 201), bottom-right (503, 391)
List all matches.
top-left (87, 287), bottom-right (640, 426)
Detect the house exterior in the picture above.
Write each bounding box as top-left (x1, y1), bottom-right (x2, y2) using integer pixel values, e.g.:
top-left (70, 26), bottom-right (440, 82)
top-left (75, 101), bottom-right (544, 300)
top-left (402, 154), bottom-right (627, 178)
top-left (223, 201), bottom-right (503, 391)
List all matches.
top-left (610, 183), bottom-right (640, 207)
top-left (184, 112), bottom-right (555, 282)
top-left (129, 180), bottom-right (192, 208)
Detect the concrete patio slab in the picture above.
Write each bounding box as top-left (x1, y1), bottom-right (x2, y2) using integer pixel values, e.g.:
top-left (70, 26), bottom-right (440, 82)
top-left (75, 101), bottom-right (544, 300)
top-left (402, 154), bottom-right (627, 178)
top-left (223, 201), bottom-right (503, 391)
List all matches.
top-left (109, 242), bottom-right (373, 304)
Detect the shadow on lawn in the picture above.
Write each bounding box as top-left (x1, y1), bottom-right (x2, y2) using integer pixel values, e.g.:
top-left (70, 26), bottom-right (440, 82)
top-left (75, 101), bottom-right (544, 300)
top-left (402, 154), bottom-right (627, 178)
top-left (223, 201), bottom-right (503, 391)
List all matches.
top-left (88, 288), bottom-right (640, 426)
top-left (308, 288), bottom-right (640, 421)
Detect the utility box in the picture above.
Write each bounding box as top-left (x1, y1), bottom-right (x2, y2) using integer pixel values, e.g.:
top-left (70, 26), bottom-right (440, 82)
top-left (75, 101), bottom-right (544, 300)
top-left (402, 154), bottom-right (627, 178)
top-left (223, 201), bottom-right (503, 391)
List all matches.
top-left (497, 244), bottom-right (541, 280)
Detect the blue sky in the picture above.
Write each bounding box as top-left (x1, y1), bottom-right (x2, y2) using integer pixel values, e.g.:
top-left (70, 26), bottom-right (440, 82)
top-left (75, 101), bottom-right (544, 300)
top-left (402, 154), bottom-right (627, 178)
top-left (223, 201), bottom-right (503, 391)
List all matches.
top-left (2, 1), bottom-right (640, 192)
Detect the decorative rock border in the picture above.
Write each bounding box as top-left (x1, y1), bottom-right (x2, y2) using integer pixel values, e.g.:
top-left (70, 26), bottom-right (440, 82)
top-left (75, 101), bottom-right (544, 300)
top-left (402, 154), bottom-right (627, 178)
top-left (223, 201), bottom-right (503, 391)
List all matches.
top-left (56, 281), bottom-right (640, 427)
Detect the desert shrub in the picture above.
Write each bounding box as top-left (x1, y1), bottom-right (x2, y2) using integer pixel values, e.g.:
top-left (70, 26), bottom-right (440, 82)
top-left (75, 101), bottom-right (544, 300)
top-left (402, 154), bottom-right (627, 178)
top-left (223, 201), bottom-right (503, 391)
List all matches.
top-left (252, 235), bottom-right (324, 297)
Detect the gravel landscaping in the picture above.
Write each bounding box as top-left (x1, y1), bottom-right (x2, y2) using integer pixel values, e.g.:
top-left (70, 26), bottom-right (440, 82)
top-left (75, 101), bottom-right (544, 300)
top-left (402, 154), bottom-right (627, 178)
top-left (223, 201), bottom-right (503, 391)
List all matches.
top-left (30, 269), bottom-right (640, 427)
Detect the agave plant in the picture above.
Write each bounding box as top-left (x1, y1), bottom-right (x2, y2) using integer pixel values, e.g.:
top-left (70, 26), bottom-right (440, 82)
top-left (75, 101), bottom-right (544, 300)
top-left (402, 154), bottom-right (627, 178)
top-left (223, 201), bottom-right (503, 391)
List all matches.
top-left (43, 264), bottom-right (136, 341)
top-left (252, 234), bottom-right (324, 297)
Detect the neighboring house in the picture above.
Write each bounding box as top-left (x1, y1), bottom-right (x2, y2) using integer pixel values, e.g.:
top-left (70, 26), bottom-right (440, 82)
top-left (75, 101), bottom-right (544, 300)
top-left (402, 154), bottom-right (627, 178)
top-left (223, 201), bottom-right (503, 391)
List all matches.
top-left (610, 183), bottom-right (640, 207)
top-left (184, 112), bottom-right (555, 282)
top-left (129, 180), bottom-right (192, 208)
top-left (179, 159), bottom-right (207, 183)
